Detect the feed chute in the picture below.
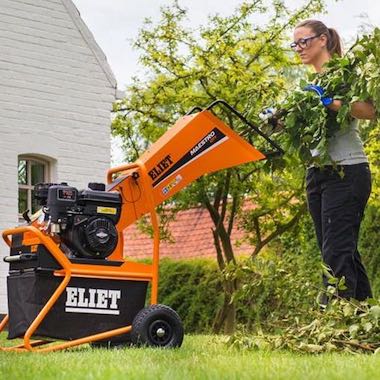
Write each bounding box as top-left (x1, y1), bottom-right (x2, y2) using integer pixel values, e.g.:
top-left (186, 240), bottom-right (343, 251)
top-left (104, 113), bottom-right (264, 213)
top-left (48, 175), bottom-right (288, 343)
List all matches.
top-left (107, 100), bottom-right (282, 232)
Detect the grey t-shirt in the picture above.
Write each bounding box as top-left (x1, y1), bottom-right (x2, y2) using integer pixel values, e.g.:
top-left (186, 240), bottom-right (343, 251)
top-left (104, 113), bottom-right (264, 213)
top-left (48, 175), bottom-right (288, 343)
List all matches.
top-left (311, 118), bottom-right (368, 165)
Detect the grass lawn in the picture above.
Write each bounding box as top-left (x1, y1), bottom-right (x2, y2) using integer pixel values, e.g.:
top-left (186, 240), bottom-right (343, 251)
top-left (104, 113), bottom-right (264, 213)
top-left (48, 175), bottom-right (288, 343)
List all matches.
top-left (1, 333), bottom-right (380, 380)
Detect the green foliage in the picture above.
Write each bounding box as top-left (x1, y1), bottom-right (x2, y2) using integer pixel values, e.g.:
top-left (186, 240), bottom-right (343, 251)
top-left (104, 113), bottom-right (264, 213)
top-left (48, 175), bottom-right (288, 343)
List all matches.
top-left (237, 161), bottom-right (307, 257)
top-left (225, 210), bottom-right (380, 354)
top-left (359, 204), bottom-right (380, 295)
top-left (229, 211), bottom-right (321, 330)
top-left (157, 258), bottom-right (223, 333)
top-left (358, 121), bottom-right (380, 293)
top-left (154, 229), bottom-right (322, 334)
top-left (228, 297), bottom-right (380, 354)
top-left (227, 203), bottom-right (380, 354)
top-left (114, 0), bottom-right (327, 152)
top-left (223, 244), bottom-right (321, 330)
top-left (281, 28), bottom-right (380, 165)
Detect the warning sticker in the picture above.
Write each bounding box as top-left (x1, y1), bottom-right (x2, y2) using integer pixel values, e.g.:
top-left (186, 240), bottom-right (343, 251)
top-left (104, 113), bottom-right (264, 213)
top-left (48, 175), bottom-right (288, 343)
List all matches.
top-left (97, 207), bottom-right (117, 215)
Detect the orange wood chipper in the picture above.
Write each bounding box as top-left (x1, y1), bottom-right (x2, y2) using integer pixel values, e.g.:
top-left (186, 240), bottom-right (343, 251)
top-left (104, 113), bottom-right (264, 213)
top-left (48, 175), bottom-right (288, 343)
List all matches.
top-left (0, 100), bottom-right (282, 352)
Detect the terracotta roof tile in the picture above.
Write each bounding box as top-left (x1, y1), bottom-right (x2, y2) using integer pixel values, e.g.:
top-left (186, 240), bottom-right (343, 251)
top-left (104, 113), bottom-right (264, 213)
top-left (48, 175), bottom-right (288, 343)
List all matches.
top-left (123, 206), bottom-right (253, 260)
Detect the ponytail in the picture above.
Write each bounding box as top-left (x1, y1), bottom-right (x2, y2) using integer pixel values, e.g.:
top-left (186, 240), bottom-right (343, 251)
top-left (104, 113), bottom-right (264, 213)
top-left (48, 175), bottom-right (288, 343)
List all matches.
top-left (327, 28), bottom-right (343, 57)
top-left (295, 20), bottom-right (343, 57)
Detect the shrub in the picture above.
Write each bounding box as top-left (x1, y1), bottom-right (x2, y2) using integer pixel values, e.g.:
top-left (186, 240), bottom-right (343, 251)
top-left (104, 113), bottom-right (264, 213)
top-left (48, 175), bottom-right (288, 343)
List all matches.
top-left (157, 258), bottom-right (223, 333)
top-left (360, 203), bottom-right (380, 295)
top-left (155, 240), bottom-right (322, 334)
top-left (150, 203), bottom-right (380, 335)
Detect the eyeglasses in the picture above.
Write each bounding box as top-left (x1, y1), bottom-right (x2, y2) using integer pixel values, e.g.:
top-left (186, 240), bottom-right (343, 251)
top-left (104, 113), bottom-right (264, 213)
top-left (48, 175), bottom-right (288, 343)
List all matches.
top-left (290, 34), bottom-right (322, 50)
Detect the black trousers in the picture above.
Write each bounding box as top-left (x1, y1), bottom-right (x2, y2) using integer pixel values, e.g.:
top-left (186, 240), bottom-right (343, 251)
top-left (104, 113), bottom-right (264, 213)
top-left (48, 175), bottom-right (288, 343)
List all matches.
top-left (306, 163), bottom-right (372, 300)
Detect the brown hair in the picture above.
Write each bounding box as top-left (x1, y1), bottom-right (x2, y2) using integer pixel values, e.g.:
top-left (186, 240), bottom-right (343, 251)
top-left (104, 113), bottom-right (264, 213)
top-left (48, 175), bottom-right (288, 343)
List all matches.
top-left (295, 19), bottom-right (343, 57)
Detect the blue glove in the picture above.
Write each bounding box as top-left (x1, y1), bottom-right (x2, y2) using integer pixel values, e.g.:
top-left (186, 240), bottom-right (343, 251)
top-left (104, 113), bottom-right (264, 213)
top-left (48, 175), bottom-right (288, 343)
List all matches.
top-left (258, 107), bottom-right (284, 134)
top-left (259, 107), bottom-right (276, 121)
top-left (304, 84), bottom-right (333, 106)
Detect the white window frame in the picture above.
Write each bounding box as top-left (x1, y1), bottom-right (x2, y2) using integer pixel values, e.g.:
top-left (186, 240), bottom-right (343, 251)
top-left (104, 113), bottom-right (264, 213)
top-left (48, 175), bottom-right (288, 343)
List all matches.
top-left (18, 156), bottom-right (50, 218)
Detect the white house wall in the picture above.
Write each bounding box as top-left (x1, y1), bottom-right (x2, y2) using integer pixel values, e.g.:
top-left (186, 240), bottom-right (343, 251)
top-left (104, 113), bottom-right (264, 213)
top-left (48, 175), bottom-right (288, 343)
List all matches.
top-left (0, 0), bottom-right (117, 313)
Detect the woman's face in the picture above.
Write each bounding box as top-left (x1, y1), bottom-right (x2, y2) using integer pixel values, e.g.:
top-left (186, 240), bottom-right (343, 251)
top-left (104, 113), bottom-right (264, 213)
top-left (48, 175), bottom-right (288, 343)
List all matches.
top-left (292, 26), bottom-right (327, 65)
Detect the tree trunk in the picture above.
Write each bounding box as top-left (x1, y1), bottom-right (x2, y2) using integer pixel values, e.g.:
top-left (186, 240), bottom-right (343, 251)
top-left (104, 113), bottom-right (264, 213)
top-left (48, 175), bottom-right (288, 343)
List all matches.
top-left (223, 279), bottom-right (237, 334)
top-left (212, 277), bottom-right (237, 334)
top-left (201, 178), bottom-right (239, 333)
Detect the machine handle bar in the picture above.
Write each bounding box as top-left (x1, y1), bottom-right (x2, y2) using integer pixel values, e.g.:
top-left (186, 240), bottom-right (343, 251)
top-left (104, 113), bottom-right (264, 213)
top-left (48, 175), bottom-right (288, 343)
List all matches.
top-left (187, 99), bottom-right (284, 157)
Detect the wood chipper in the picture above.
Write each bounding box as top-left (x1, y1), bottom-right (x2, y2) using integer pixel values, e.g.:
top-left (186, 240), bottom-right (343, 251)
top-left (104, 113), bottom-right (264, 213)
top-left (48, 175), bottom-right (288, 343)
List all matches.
top-left (0, 100), bottom-right (282, 352)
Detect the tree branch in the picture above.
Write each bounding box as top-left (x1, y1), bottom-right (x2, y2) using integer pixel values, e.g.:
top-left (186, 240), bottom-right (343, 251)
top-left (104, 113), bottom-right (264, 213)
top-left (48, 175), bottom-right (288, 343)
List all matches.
top-left (228, 192), bottom-right (239, 236)
top-left (250, 201), bottom-right (307, 257)
top-left (212, 228), bottom-right (226, 271)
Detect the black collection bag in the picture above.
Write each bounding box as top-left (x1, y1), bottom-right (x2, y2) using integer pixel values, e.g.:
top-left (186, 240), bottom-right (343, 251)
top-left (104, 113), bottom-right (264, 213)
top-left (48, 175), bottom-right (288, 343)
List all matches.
top-left (7, 270), bottom-right (148, 340)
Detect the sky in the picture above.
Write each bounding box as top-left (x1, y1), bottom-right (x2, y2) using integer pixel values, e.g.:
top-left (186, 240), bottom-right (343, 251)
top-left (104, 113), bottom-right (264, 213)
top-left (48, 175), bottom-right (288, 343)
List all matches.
top-left (70, 0), bottom-right (379, 164)
top-left (72, 0), bottom-right (380, 90)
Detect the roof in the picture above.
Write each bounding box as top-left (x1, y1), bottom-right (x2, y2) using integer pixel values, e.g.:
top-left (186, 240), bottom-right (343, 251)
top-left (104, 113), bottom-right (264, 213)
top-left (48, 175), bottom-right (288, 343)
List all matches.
top-left (123, 206), bottom-right (254, 260)
top-left (63, 0), bottom-right (117, 90)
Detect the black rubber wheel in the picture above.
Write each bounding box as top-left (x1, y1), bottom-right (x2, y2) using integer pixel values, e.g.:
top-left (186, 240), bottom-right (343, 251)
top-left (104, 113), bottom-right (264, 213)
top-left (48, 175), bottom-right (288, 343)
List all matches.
top-left (131, 304), bottom-right (184, 348)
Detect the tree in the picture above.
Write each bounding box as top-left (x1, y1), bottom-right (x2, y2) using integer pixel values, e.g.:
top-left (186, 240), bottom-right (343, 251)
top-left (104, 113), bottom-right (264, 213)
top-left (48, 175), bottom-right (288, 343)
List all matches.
top-left (113, 0), bottom-right (327, 333)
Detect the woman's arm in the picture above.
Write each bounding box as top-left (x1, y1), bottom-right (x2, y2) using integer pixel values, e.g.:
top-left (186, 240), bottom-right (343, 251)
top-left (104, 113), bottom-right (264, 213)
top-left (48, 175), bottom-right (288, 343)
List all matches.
top-left (328, 100), bottom-right (376, 120)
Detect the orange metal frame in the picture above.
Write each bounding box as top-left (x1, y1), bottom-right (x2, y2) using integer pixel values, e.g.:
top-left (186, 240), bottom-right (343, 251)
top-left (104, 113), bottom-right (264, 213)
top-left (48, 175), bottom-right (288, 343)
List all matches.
top-left (0, 161), bottom-right (160, 352)
top-left (0, 101), bottom-right (280, 352)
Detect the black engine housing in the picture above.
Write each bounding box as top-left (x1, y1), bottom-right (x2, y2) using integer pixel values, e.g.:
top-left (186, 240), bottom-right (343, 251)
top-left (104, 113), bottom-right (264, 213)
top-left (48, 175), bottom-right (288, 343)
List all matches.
top-left (36, 183), bottom-right (122, 259)
top-left (64, 215), bottom-right (119, 259)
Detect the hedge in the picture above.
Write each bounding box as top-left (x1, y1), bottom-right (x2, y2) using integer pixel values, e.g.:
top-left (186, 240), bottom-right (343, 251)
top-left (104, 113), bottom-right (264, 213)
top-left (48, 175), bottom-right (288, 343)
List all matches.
top-left (156, 258), bottom-right (223, 333)
top-left (146, 202), bottom-right (380, 334)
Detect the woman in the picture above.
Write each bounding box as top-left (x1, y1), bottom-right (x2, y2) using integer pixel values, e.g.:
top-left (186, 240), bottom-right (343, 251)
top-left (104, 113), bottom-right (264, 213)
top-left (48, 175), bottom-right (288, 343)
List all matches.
top-left (291, 20), bottom-right (376, 302)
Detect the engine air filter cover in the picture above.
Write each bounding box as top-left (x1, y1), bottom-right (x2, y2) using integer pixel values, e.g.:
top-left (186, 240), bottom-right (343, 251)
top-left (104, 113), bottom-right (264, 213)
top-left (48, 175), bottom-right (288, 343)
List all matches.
top-left (85, 217), bottom-right (118, 256)
top-left (66, 216), bottom-right (118, 259)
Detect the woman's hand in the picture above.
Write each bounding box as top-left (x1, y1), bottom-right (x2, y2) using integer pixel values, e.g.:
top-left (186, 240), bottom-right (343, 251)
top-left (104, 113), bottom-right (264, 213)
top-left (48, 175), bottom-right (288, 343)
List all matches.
top-left (328, 100), bottom-right (376, 120)
top-left (259, 108), bottom-right (284, 134)
top-left (304, 84), bottom-right (333, 106)
top-left (304, 84), bottom-right (376, 120)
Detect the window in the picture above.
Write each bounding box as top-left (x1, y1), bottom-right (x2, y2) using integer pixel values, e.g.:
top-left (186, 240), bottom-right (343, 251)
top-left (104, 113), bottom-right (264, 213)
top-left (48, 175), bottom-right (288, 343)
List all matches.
top-left (18, 157), bottom-right (49, 216)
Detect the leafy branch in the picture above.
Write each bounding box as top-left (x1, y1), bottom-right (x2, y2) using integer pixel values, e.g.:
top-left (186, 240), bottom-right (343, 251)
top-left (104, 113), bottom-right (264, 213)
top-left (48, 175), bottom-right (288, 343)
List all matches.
top-left (280, 28), bottom-right (380, 165)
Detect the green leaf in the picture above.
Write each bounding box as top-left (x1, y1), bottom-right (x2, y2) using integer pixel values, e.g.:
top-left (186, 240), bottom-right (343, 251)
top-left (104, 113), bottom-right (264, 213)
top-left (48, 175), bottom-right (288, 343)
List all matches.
top-left (343, 303), bottom-right (353, 317)
top-left (349, 324), bottom-right (360, 337)
top-left (363, 322), bottom-right (373, 332)
top-left (370, 305), bottom-right (380, 319)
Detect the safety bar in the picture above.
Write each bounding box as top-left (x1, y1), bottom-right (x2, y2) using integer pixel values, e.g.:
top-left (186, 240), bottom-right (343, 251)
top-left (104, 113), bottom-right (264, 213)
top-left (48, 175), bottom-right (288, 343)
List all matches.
top-left (2, 226), bottom-right (72, 269)
top-left (187, 99), bottom-right (284, 157)
top-left (107, 162), bottom-right (141, 184)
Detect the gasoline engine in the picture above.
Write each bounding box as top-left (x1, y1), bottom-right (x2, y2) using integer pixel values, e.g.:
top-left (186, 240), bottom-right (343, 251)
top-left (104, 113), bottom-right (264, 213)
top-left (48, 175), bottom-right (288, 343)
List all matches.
top-left (33, 182), bottom-right (121, 259)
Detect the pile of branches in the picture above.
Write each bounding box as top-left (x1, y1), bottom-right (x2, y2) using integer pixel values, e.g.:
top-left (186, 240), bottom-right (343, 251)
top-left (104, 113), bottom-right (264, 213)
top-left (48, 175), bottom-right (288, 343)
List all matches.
top-left (228, 296), bottom-right (380, 354)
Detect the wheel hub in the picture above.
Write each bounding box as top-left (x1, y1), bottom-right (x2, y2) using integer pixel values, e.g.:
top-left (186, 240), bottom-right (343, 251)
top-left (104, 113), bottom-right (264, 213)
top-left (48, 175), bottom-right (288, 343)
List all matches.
top-left (156, 327), bottom-right (166, 338)
top-left (148, 319), bottom-right (172, 346)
